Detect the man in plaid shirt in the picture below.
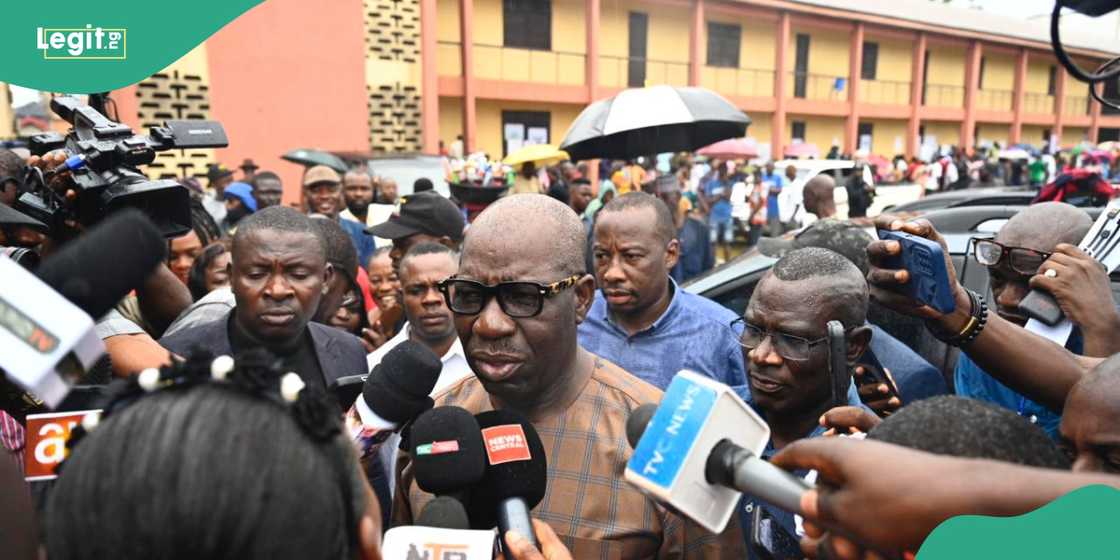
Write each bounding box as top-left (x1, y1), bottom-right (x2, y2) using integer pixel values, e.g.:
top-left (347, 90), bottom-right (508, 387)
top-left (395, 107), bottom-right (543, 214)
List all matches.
top-left (392, 194), bottom-right (745, 558)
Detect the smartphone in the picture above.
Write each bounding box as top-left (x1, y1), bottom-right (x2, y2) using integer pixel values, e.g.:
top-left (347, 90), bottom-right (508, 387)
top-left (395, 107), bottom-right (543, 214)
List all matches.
top-left (876, 229), bottom-right (957, 314)
top-left (330, 374), bottom-right (366, 411)
top-left (856, 350), bottom-right (901, 403)
top-left (1019, 289), bottom-right (1064, 326)
top-left (750, 505), bottom-right (802, 560)
top-left (827, 320), bottom-right (849, 409)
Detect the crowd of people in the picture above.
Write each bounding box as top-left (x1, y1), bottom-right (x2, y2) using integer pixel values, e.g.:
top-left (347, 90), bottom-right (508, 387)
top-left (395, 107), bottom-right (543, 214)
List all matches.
top-left (3, 130), bottom-right (1120, 560)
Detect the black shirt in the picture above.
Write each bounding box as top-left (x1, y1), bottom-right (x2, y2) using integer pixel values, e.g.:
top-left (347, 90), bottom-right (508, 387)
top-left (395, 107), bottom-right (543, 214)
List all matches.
top-left (227, 315), bottom-right (327, 391)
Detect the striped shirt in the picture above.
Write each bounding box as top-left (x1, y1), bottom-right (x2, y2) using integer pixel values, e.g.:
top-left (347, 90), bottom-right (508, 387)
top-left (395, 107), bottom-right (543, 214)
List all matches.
top-left (1, 410), bottom-right (25, 472)
top-left (392, 356), bottom-right (746, 559)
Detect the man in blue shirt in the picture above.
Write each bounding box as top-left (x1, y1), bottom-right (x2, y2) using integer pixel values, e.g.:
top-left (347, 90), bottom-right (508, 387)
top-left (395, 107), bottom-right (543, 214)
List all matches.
top-left (655, 175), bottom-right (713, 282)
top-left (702, 162), bottom-right (734, 263)
top-left (954, 202), bottom-right (1093, 438)
top-left (759, 162), bottom-right (786, 236)
top-left (578, 192), bottom-right (746, 390)
top-left (303, 165), bottom-right (376, 267)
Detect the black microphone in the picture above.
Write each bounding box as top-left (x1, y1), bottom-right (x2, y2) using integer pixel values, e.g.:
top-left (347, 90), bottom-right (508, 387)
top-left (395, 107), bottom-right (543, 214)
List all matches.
top-left (36, 208), bottom-right (166, 319)
top-left (417, 496), bottom-right (471, 530)
top-left (470, 409), bottom-right (548, 550)
top-left (410, 405), bottom-right (487, 503)
top-left (336, 339), bottom-right (443, 423)
top-left (625, 403), bottom-right (658, 449)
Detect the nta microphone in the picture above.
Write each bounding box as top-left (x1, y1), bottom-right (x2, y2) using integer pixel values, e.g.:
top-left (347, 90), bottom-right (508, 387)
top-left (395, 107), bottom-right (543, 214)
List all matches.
top-left (624, 370), bottom-right (812, 533)
top-left (470, 409), bottom-right (548, 550)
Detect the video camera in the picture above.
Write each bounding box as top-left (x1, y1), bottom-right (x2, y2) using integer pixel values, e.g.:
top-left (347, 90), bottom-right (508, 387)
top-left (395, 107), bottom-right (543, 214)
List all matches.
top-left (17, 95), bottom-right (228, 238)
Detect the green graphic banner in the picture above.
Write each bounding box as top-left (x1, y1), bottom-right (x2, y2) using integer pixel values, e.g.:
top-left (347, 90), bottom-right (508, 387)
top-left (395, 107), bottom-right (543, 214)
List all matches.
top-left (0, 0), bottom-right (262, 92)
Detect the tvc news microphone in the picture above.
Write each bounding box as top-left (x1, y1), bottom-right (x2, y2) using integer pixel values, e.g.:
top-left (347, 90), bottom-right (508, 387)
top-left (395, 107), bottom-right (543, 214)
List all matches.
top-left (624, 370), bottom-right (813, 533)
top-left (0, 208), bottom-right (165, 406)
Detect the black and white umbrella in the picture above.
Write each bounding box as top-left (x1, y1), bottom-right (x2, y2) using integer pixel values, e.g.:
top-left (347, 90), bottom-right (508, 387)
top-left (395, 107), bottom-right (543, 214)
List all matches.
top-left (559, 86), bottom-right (750, 161)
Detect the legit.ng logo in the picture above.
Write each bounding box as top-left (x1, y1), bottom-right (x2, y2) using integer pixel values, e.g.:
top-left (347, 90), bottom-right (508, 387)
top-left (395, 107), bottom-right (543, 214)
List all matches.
top-left (36, 25), bottom-right (126, 60)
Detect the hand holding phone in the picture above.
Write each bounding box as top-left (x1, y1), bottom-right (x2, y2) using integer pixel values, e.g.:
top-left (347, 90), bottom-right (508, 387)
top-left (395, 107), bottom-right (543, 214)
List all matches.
top-left (876, 229), bottom-right (957, 315)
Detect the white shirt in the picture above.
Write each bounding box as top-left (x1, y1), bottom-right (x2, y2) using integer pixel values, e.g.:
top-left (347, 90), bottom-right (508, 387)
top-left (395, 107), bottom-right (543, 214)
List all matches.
top-left (340, 203), bottom-right (396, 248)
top-left (368, 324), bottom-right (473, 492)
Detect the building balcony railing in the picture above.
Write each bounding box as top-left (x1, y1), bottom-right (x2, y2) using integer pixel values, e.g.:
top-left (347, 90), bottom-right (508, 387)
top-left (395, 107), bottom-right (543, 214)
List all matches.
top-left (1022, 92), bottom-right (1054, 114)
top-left (976, 89), bottom-right (1013, 112)
top-left (599, 55), bottom-right (690, 89)
top-left (1064, 95), bottom-right (1090, 116)
top-left (923, 83), bottom-right (965, 108)
top-left (472, 43), bottom-right (586, 86)
top-left (437, 41), bottom-right (462, 77)
top-left (705, 66), bottom-right (775, 98)
top-left (859, 79), bottom-right (911, 105)
top-left (787, 72), bottom-right (848, 101)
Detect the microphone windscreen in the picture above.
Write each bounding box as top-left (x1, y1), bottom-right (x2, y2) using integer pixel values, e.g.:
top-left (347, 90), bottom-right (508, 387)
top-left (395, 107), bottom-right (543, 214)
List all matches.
top-left (626, 403), bottom-right (658, 449)
top-left (35, 208), bottom-right (165, 319)
top-left (468, 409), bottom-right (547, 530)
top-left (411, 406), bottom-right (486, 495)
top-left (363, 340), bottom-right (443, 423)
top-left (417, 496), bottom-right (471, 530)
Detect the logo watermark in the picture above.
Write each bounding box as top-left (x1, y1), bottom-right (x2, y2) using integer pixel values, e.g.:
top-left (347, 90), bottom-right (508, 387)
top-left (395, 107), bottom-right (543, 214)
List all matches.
top-left (37, 25), bottom-right (126, 60)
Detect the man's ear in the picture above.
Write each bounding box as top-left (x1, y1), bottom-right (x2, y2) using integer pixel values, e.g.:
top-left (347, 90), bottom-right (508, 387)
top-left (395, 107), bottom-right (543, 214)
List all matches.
top-left (845, 325), bottom-right (872, 366)
top-left (438, 236), bottom-right (458, 251)
top-left (574, 273), bottom-right (596, 324)
top-left (322, 263), bottom-right (335, 294)
top-left (664, 238), bottom-right (681, 271)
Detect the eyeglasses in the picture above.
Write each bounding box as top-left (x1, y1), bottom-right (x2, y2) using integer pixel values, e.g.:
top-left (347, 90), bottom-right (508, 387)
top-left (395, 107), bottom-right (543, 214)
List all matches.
top-left (729, 317), bottom-right (832, 362)
top-left (438, 274), bottom-right (582, 318)
top-left (970, 237), bottom-right (1052, 276)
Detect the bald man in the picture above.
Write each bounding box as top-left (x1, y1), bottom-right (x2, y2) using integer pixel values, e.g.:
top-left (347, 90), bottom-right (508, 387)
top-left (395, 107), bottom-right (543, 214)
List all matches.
top-left (801, 174), bottom-right (837, 222)
top-left (956, 202), bottom-right (1094, 439)
top-left (392, 194), bottom-right (745, 558)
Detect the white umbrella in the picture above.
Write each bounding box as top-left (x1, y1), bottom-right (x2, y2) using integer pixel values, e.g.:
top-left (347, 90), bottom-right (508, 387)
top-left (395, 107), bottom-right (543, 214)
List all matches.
top-left (999, 148), bottom-right (1031, 160)
top-left (559, 86), bottom-right (750, 161)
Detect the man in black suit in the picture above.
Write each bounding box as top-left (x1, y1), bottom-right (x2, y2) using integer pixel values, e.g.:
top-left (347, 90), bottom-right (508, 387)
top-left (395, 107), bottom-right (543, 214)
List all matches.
top-left (161, 206), bottom-right (367, 390)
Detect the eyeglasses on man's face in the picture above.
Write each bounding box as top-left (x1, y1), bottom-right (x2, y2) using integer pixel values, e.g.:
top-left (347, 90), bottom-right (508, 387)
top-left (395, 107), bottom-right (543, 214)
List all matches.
top-left (729, 317), bottom-right (834, 362)
top-left (437, 274), bottom-right (582, 318)
top-left (970, 237), bottom-right (1052, 276)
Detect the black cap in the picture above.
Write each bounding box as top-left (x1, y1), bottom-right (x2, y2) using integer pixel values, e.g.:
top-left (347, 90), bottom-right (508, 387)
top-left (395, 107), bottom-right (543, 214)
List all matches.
top-left (468, 409), bottom-right (548, 530)
top-left (362, 340), bottom-right (443, 423)
top-left (758, 219), bottom-right (875, 275)
top-left (411, 406), bottom-right (487, 495)
top-left (0, 203), bottom-right (47, 232)
top-left (366, 191), bottom-right (465, 241)
top-left (417, 496), bottom-right (471, 530)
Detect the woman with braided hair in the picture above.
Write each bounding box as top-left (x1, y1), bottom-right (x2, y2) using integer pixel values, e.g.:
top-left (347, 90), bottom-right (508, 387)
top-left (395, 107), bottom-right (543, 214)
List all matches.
top-left (45, 351), bottom-right (383, 560)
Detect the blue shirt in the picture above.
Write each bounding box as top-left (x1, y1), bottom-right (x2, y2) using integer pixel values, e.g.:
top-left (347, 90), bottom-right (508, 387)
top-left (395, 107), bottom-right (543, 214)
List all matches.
top-left (671, 217), bottom-right (715, 283)
top-left (866, 325), bottom-right (947, 403)
top-left (339, 217), bottom-right (376, 268)
top-left (761, 173), bottom-right (785, 217)
top-left (704, 178), bottom-right (733, 223)
top-left (578, 279), bottom-right (747, 391)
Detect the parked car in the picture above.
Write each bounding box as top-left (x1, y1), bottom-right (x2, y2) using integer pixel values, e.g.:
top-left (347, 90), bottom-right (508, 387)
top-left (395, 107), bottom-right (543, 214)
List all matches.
top-left (683, 205), bottom-right (1112, 385)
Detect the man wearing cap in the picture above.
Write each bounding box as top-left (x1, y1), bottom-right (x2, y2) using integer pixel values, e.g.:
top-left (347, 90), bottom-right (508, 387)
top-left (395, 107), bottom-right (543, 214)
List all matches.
top-left (203, 163), bottom-right (235, 225)
top-left (758, 219), bottom-right (947, 414)
top-left (654, 175), bottom-right (713, 283)
top-left (221, 182), bottom-right (258, 234)
top-left (367, 191), bottom-right (465, 275)
top-left (303, 165), bottom-right (376, 268)
top-left (239, 158), bottom-right (258, 181)
top-left (579, 191), bottom-right (747, 390)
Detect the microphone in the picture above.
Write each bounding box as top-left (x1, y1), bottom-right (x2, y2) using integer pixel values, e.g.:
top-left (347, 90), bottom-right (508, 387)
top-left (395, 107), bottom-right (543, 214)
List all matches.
top-left (410, 405), bottom-right (487, 502)
top-left (381, 524), bottom-right (495, 559)
top-left (417, 496), bottom-right (471, 530)
top-left (470, 409), bottom-right (548, 550)
top-left (347, 339), bottom-right (443, 431)
top-left (624, 370), bottom-right (813, 533)
top-left (0, 209), bottom-right (165, 406)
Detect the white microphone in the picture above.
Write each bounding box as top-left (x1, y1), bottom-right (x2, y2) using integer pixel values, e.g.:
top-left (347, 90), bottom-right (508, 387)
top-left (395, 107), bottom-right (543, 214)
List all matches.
top-left (624, 370), bottom-right (813, 533)
top-left (381, 525), bottom-right (496, 560)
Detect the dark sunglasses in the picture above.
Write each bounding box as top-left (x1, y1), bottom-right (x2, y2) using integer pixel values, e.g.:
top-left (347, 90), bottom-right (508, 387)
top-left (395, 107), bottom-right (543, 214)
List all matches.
top-left (438, 274), bottom-right (582, 318)
top-left (970, 237), bottom-right (1052, 276)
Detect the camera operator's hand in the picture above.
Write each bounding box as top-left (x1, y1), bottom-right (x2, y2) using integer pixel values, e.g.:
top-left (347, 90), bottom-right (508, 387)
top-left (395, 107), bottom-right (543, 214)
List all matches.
top-left (820, 405), bottom-right (882, 436)
top-left (24, 150), bottom-right (84, 243)
top-left (853, 366), bottom-right (901, 417)
top-left (1030, 244), bottom-right (1120, 357)
top-left (866, 216), bottom-right (972, 333)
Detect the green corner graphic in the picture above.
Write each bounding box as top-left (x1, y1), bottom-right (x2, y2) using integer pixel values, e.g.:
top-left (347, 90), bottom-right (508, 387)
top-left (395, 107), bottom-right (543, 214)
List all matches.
top-left (1, 0), bottom-right (263, 92)
top-left (918, 485), bottom-right (1120, 558)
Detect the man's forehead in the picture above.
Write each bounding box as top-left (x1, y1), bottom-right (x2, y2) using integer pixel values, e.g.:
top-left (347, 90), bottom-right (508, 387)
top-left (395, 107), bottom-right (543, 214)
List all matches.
top-left (460, 236), bottom-right (559, 283)
top-left (238, 229), bottom-right (321, 254)
top-left (750, 276), bottom-right (836, 328)
top-left (996, 220), bottom-right (1060, 252)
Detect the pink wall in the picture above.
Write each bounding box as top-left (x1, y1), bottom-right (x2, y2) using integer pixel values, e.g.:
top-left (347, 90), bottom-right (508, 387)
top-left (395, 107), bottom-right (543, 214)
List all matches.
top-left (205, 0), bottom-right (370, 204)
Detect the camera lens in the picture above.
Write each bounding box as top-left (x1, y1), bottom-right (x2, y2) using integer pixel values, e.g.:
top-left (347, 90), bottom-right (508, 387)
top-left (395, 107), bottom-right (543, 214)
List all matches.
top-left (1, 246), bottom-right (40, 270)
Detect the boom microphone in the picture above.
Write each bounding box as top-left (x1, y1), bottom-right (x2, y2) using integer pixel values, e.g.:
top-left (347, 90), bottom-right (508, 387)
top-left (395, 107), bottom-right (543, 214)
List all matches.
top-left (470, 409), bottom-right (548, 550)
top-left (625, 370), bottom-right (813, 533)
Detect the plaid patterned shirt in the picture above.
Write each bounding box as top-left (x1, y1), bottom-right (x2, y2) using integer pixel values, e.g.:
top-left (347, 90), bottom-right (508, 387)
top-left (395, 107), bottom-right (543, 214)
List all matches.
top-left (392, 357), bottom-right (746, 559)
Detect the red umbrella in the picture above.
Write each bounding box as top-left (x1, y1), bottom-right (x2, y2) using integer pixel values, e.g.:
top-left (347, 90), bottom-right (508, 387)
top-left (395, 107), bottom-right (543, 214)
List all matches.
top-left (784, 143), bottom-right (820, 159)
top-left (697, 137), bottom-right (759, 159)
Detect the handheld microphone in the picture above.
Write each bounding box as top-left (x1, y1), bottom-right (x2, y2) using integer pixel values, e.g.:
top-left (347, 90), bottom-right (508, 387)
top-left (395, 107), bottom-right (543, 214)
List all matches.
top-left (417, 496), bottom-right (472, 530)
top-left (347, 339), bottom-right (443, 432)
top-left (381, 525), bottom-right (496, 559)
top-left (1, 209), bottom-right (165, 406)
top-left (470, 409), bottom-right (548, 550)
top-left (624, 370), bottom-right (813, 533)
top-left (410, 405), bottom-right (487, 502)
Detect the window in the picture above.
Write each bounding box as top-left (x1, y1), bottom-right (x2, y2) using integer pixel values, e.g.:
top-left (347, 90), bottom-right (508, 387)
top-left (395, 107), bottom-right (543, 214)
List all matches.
top-left (921, 49), bottom-right (930, 105)
top-left (861, 42), bottom-right (879, 80)
top-left (791, 121), bottom-right (806, 142)
top-left (706, 22), bottom-right (741, 68)
top-left (1047, 65), bottom-right (1057, 96)
top-left (794, 34), bottom-right (810, 98)
top-left (1042, 128), bottom-right (1052, 144)
top-left (503, 0), bottom-right (551, 50)
top-left (978, 56), bottom-right (986, 90)
top-left (857, 122), bottom-right (873, 152)
top-left (1104, 77), bottom-right (1120, 116)
top-left (501, 110), bottom-right (550, 157)
top-left (628, 12), bottom-right (648, 87)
